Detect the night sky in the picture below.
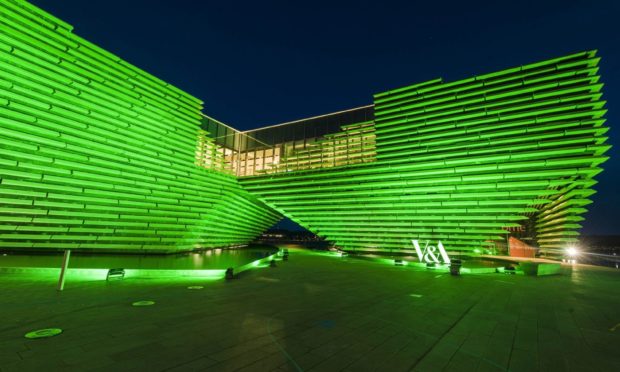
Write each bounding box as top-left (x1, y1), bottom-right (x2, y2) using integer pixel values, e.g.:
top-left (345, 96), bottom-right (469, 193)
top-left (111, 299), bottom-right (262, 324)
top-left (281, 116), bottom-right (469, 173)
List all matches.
top-left (29, 0), bottom-right (619, 235)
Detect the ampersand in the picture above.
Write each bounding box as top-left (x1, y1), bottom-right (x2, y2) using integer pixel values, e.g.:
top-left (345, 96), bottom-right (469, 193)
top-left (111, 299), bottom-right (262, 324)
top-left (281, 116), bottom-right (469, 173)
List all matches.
top-left (424, 245), bottom-right (440, 263)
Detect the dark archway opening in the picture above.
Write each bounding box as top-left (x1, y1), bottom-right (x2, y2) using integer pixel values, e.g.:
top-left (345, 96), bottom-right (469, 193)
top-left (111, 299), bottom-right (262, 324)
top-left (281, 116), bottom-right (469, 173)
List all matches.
top-left (254, 218), bottom-right (329, 249)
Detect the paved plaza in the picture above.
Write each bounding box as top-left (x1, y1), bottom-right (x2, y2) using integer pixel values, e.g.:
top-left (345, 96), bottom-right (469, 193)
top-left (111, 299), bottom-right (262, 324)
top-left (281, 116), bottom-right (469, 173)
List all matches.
top-left (1, 248), bottom-right (619, 371)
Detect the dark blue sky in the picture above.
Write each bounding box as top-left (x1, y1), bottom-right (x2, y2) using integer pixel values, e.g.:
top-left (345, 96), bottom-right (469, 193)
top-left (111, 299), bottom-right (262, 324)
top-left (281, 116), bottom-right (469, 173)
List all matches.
top-left (30, 0), bottom-right (619, 235)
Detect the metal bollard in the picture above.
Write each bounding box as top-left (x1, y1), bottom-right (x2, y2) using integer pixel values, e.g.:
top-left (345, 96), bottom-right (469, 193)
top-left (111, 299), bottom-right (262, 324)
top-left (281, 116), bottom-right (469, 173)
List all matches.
top-left (225, 267), bottom-right (234, 280)
top-left (57, 250), bottom-right (71, 291)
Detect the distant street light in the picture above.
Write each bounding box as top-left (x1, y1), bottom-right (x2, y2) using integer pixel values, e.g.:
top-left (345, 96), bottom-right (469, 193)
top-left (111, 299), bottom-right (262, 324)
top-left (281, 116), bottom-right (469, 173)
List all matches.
top-left (566, 247), bottom-right (579, 257)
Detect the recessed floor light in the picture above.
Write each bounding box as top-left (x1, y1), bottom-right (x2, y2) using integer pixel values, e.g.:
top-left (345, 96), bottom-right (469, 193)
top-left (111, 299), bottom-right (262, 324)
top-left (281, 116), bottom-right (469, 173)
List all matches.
top-left (25, 328), bottom-right (62, 339)
top-left (132, 300), bottom-right (155, 307)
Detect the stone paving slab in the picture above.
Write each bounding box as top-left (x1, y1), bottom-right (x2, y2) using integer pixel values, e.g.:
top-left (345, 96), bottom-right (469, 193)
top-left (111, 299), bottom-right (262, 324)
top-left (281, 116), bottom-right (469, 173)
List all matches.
top-left (0, 247), bottom-right (619, 371)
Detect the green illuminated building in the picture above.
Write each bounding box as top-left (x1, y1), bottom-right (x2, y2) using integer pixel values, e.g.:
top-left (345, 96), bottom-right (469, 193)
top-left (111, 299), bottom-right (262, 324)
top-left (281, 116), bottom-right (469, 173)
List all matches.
top-left (0, 0), bottom-right (610, 256)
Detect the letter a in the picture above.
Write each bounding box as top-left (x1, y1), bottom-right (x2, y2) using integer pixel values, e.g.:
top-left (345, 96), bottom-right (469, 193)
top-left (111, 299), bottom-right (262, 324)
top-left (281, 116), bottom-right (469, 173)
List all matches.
top-left (437, 241), bottom-right (451, 264)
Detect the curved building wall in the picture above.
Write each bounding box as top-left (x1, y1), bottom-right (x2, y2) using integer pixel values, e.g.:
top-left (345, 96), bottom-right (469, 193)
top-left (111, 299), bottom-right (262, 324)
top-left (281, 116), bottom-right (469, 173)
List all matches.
top-left (240, 51), bottom-right (609, 256)
top-left (0, 0), bottom-right (281, 253)
top-left (0, 1), bottom-right (610, 257)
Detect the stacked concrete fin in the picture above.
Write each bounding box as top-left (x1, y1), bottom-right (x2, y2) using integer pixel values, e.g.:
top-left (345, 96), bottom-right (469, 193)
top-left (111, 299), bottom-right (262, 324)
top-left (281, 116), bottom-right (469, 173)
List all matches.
top-left (241, 51), bottom-right (609, 255)
top-left (0, 0), bottom-right (281, 253)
